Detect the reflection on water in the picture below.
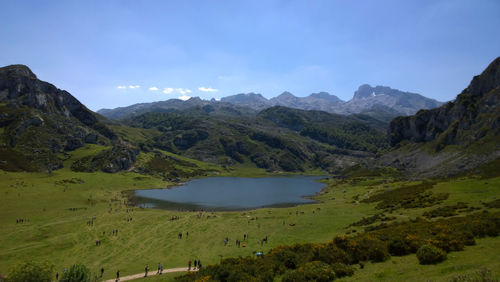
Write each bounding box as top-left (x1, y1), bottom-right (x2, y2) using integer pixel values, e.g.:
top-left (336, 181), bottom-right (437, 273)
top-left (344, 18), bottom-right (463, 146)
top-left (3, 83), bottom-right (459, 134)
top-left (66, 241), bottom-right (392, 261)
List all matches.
top-left (133, 176), bottom-right (327, 211)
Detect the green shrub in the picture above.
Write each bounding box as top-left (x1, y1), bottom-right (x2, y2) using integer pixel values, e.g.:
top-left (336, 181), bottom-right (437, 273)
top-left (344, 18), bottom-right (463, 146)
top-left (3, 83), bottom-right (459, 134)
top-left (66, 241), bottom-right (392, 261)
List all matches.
top-left (331, 263), bottom-right (355, 278)
top-left (60, 263), bottom-right (91, 282)
top-left (416, 244), bottom-right (447, 264)
top-left (282, 261), bottom-right (335, 282)
top-left (8, 260), bottom-right (54, 282)
top-left (353, 235), bottom-right (390, 262)
top-left (314, 242), bottom-right (351, 265)
top-left (388, 237), bottom-right (412, 256)
top-left (429, 233), bottom-right (464, 252)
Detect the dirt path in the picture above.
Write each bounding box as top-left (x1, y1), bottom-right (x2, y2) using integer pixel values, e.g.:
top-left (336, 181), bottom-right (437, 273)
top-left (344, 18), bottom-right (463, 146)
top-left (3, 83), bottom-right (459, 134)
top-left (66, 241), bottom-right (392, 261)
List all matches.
top-left (105, 267), bottom-right (197, 282)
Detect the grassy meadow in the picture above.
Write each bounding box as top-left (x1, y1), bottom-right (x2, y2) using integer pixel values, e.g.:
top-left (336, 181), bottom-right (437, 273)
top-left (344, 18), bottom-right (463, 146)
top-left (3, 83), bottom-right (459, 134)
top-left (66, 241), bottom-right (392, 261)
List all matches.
top-left (0, 145), bottom-right (499, 281)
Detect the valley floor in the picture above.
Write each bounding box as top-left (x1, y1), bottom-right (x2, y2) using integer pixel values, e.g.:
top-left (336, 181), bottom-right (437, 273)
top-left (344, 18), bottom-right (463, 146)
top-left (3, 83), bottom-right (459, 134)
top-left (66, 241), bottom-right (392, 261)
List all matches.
top-left (0, 151), bottom-right (499, 281)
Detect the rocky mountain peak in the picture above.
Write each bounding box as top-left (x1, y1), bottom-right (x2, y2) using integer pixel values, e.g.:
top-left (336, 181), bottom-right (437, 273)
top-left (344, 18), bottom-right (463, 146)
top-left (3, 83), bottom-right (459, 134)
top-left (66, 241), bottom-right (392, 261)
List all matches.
top-left (0, 64), bottom-right (37, 79)
top-left (466, 57), bottom-right (500, 97)
top-left (221, 92), bottom-right (267, 103)
top-left (309, 92), bottom-right (342, 103)
top-left (353, 84), bottom-right (375, 99)
top-left (277, 91), bottom-right (295, 98)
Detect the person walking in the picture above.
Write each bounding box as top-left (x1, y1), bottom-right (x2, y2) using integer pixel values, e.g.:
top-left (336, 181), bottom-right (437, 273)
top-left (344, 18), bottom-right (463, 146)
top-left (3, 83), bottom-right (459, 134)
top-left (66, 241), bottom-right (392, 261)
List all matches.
top-left (188, 260), bottom-right (192, 271)
top-left (100, 267), bottom-right (104, 278)
top-left (144, 265), bottom-right (149, 277)
top-left (116, 270), bottom-right (119, 282)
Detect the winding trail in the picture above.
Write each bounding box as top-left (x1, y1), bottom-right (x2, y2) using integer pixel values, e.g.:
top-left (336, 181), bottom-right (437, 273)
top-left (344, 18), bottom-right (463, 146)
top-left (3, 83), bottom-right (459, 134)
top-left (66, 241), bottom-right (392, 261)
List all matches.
top-left (105, 267), bottom-right (197, 282)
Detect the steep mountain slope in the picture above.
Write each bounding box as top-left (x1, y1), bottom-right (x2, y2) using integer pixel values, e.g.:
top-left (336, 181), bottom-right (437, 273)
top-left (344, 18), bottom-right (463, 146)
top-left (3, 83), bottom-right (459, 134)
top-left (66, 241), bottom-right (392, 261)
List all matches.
top-left (381, 57), bottom-right (500, 177)
top-left (0, 65), bottom-right (136, 172)
top-left (258, 106), bottom-right (387, 152)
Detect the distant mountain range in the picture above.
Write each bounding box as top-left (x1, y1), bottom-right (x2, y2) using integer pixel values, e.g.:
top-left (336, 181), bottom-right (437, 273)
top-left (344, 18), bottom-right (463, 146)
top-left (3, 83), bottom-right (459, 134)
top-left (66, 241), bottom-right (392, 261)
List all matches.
top-left (98, 85), bottom-right (444, 121)
top-left (0, 57), bottom-right (498, 177)
top-left (0, 64), bottom-right (389, 173)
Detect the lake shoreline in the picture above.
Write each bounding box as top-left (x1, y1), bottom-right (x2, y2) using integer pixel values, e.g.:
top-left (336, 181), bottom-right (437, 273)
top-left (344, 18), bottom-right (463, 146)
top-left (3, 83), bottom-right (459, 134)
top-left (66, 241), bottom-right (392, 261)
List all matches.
top-left (126, 175), bottom-right (329, 211)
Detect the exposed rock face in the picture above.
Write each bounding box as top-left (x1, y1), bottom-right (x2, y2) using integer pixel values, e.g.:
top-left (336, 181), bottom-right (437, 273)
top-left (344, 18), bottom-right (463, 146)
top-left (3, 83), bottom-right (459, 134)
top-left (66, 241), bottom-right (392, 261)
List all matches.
top-left (101, 146), bottom-right (138, 173)
top-left (0, 64), bottom-right (130, 172)
top-left (65, 137), bottom-right (84, 151)
top-left (344, 84), bottom-right (443, 116)
top-left (84, 133), bottom-right (98, 144)
top-left (381, 57), bottom-right (500, 177)
top-left (389, 57), bottom-right (500, 147)
top-left (0, 65), bottom-right (116, 139)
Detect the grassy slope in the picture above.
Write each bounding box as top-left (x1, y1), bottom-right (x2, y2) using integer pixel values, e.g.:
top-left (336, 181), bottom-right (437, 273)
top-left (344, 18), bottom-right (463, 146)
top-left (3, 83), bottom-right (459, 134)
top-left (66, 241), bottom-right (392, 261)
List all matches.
top-left (0, 146), bottom-right (499, 281)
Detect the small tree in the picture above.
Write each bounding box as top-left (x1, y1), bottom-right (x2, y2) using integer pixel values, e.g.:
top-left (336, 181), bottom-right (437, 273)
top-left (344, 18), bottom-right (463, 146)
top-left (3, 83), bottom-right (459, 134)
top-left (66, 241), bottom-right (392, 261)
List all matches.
top-left (8, 260), bottom-right (54, 282)
top-left (60, 263), bottom-right (91, 282)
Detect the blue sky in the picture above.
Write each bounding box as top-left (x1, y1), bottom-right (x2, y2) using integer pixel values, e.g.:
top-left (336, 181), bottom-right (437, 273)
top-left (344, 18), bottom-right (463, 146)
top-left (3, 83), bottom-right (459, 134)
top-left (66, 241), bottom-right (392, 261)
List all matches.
top-left (1, 0), bottom-right (499, 111)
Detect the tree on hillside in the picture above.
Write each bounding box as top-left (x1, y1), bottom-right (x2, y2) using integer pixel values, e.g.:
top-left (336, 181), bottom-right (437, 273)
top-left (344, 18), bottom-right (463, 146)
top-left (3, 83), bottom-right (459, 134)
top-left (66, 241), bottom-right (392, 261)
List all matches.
top-left (60, 263), bottom-right (91, 282)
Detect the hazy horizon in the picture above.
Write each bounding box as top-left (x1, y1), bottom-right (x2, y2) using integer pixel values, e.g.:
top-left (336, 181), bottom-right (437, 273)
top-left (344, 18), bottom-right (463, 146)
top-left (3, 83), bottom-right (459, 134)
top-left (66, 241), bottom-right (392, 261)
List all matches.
top-left (1, 0), bottom-right (499, 111)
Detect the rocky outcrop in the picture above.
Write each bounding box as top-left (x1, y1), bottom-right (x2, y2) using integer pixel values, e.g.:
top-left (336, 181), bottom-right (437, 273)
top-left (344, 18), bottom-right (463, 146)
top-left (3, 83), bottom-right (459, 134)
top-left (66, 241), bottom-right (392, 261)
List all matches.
top-left (0, 64), bottom-right (127, 172)
top-left (0, 65), bottom-right (117, 140)
top-left (389, 57), bottom-right (500, 147)
top-left (101, 146), bottom-right (138, 173)
top-left (70, 146), bottom-right (138, 173)
top-left (381, 57), bottom-right (500, 178)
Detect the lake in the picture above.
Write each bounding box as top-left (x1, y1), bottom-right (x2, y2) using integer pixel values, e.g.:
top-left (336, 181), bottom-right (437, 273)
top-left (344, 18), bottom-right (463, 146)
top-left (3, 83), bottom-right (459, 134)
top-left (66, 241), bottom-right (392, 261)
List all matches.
top-left (132, 176), bottom-right (327, 211)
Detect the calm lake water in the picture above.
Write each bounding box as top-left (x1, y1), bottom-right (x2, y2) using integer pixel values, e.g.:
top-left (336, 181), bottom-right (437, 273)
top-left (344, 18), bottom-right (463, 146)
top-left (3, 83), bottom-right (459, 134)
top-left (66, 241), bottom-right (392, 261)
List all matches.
top-left (133, 176), bottom-right (327, 211)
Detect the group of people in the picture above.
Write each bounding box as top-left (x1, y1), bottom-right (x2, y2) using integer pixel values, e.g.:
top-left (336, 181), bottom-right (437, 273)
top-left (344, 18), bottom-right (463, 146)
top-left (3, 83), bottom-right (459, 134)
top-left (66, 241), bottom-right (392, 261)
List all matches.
top-left (224, 234), bottom-right (269, 247)
top-left (143, 263), bottom-right (164, 277)
top-left (257, 236), bottom-right (269, 246)
top-left (178, 231), bottom-right (188, 239)
top-left (15, 218), bottom-right (28, 223)
top-left (188, 259), bottom-right (202, 270)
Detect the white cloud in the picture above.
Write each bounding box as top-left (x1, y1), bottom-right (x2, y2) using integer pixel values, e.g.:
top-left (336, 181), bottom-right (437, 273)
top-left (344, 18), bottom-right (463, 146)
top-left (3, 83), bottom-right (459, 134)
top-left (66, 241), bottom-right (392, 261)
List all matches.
top-left (163, 88), bottom-right (174, 94)
top-left (178, 95), bottom-right (191, 101)
top-left (128, 85), bottom-right (140, 89)
top-left (149, 86), bottom-right (159, 91)
top-left (117, 86), bottom-right (127, 89)
top-left (176, 88), bottom-right (192, 94)
top-left (199, 87), bottom-right (218, 92)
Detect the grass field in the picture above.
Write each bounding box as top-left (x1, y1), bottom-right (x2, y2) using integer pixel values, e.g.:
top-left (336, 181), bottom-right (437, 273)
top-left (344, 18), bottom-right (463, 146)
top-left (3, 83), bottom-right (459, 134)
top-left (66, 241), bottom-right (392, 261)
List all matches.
top-left (0, 146), bottom-right (499, 281)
